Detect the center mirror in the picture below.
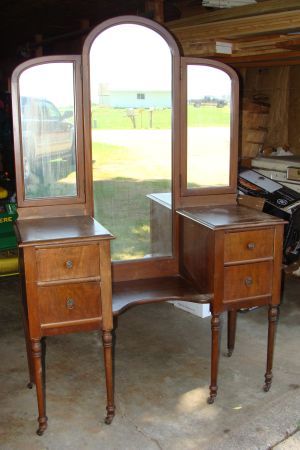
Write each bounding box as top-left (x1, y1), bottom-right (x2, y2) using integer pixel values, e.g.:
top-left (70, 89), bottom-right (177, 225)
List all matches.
top-left (89, 23), bottom-right (173, 261)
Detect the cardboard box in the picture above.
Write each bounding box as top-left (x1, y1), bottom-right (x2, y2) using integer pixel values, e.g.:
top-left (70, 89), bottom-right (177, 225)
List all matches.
top-left (173, 301), bottom-right (210, 318)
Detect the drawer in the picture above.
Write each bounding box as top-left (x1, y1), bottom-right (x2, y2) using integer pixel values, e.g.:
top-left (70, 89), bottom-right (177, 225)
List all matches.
top-left (38, 282), bottom-right (101, 326)
top-left (224, 261), bottom-right (272, 302)
top-left (224, 229), bottom-right (274, 263)
top-left (36, 244), bottom-right (100, 281)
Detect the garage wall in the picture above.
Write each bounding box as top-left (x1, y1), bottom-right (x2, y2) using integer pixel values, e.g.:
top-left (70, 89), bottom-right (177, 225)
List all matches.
top-left (239, 65), bottom-right (300, 157)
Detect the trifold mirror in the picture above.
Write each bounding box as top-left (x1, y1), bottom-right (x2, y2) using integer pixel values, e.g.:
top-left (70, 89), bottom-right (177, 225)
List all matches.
top-left (11, 16), bottom-right (239, 271)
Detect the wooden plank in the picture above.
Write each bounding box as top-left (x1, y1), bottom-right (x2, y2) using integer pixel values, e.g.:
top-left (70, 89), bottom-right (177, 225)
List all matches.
top-left (234, 34), bottom-right (295, 49)
top-left (276, 38), bottom-right (300, 50)
top-left (168, 11), bottom-right (300, 42)
top-left (176, 33), bottom-right (300, 58)
top-left (181, 44), bottom-right (287, 58)
top-left (231, 59), bottom-right (300, 68)
top-left (167, 0), bottom-right (300, 29)
top-left (179, 40), bottom-right (296, 58)
top-left (213, 50), bottom-right (300, 65)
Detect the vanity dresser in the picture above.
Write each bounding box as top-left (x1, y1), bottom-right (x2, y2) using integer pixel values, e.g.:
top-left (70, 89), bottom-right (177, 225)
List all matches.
top-left (11, 15), bottom-right (286, 434)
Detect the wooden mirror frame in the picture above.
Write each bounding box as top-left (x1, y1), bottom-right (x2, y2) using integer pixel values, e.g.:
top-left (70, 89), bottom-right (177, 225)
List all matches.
top-left (11, 55), bottom-right (86, 219)
top-left (176, 57), bottom-right (239, 208)
top-left (82, 16), bottom-right (182, 282)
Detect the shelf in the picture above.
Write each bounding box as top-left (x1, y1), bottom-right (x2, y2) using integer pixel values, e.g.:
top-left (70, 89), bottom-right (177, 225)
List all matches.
top-left (112, 275), bottom-right (212, 315)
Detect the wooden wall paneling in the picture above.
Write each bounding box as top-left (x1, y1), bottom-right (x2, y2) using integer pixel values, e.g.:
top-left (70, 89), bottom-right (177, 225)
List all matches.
top-left (241, 66), bottom-right (290, 157)
top-left (265, 66), bottom-right (290, 148)
top-left (240, 97), bottom-right (270, 159)
top-left (289, 65), bottom-right (300, 154)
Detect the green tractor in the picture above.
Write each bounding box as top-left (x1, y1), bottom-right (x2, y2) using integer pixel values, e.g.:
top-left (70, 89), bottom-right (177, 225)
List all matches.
top-left (0, 202), bottom-right (18, 277)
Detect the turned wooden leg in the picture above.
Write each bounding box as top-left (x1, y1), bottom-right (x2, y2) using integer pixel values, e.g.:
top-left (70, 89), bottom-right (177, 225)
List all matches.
top-left (264, 305), bottom-right (279, 392)
top-left (22, 315), bottom-right (35, 389)
top-left (207, 313), bottom-right (221, 404)
top-left (102, 330), bottom-right (115, 424)
top-left (227, 310), bottom-right (237, 357)
top-left (20, 290), bottom-right (35, 388)
top-left (31, 339), bottom-right (48, 435)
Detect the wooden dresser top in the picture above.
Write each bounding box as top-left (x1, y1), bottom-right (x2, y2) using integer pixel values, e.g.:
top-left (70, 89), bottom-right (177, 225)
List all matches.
top-left (177, 204), bottom-right (286, 230)
top-left (15, 215), bottom-right (114, 246)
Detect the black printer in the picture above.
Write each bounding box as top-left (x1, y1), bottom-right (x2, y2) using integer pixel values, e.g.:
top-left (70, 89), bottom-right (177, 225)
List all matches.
top-left (238, 168), bottom-right (300, 264)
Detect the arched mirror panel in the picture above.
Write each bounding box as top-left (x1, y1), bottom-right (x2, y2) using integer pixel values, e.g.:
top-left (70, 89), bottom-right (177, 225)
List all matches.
top-left (88, 21), bottom-right (176, 261)
top-left (11, 56), bottom-right (85, 213)
top-left (180, 58), bottom-right (239, 198)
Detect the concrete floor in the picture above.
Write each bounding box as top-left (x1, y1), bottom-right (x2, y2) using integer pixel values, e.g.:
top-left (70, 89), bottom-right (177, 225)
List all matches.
top-left (0, 275), bottom-right (299, 450)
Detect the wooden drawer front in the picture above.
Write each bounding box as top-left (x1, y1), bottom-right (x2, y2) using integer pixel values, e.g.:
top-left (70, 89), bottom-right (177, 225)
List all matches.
top-left (224, 261), bottom-right (272, 302)
top-left (36, 245), bottom-right (100, 281)
top-left (224, 229), bottom-right (274, 263)
top-left (38, 282), bottom-right (101, 325)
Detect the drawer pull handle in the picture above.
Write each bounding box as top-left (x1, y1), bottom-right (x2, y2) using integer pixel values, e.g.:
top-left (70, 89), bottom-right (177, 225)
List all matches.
top-left (247, 242), bottom-right (256, 250)
top-left (66, 298), bottom-right (75, 309)
top-left (65, 260), bottom-right (73, 269)
top-left (244, 277), bottom-right (253, 287)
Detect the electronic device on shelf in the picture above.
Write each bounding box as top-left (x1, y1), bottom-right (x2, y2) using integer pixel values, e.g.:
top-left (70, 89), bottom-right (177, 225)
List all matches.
top-left (239, 168), bottom-right (300, 263)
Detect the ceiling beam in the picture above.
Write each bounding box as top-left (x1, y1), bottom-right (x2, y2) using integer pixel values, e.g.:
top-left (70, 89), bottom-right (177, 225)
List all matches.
top-left (211, 50), bottom-right (300, 67)
top-left (168, 10), bottom-right (300, 44)
top-left (166, 0), bottom-right (300, 28)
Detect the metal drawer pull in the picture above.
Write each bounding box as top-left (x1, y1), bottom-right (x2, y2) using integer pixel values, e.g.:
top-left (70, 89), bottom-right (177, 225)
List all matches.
top-left (247, 242), bottom-right (256, 250)
top-left (244, 277), bottom-right (253, 287)
top-left (66, 298), bottom-right (75, 309)
top-left (65, 260), bottom-right (73, 269)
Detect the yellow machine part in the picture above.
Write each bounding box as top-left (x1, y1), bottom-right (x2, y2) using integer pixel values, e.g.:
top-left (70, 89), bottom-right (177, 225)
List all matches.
top-left (0, 255), bottom-right (19, 276)
top-left (0, 186), bottom-right (8, 199)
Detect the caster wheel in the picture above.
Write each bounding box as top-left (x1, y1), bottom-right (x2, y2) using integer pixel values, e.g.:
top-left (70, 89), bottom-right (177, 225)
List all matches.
top-left (207, 396), bottom-right (215, 405)
top-left (105, 415), bottom-right (114, 425)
